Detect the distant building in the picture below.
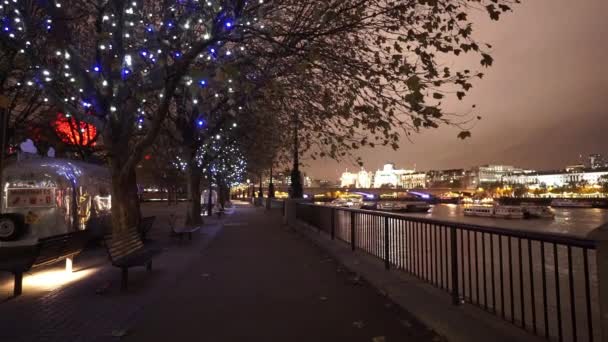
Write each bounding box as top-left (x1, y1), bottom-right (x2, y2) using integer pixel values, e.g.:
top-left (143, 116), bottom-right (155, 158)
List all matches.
top-left (304, 176), bottom-right (312, 188)
top-left (473, 165), bottom-right (522, 184)
top-left (340, 167), bottom-right (373, 188)
top-left (427, 169), bottom-right (466, 186)
top-left (340, 169), bottom-right (358, 188)
top-left (566, 164), bottom-right (586, 173)
top-left (264, 172), bottom-right (311, 188)
top-left (401, 172), bottom-right (427, 189)
top-left (589, 154), bottom-right (606, 169)
top-left (320, 179), bottom-right (337, 188)
top-left (357, 168), bottom-right (372, 188)
top-left (503, 168), bottom-right (608, 187)
top-left (373, 163), bottom-right (414, 188)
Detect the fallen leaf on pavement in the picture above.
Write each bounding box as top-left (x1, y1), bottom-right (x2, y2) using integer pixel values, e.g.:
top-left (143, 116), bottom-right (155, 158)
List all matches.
top-left (352, 321), bottom-right (365, 329)
top-left (349, 275), bottom-right (362, 285)
top-left (95, 282), bottom-right (111, 295)
top-left (111, 329), bottom-right (128, 337)
top-left (372, 337), bottom-right (386, 342)
top-left (400, 320), bottom-right (412, 328)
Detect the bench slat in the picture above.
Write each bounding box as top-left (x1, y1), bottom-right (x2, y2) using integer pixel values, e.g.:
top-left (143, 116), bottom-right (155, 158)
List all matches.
top-left (105, 228), bottom-right (147, 262)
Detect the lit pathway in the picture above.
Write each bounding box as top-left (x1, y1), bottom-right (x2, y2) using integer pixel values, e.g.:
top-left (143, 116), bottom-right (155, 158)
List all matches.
top-left (126, 204), bottom-right (441, 342)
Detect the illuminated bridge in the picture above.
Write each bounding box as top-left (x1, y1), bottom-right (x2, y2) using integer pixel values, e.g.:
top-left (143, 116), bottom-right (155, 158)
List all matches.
top-left (268, 187), bottom-right (474, 200)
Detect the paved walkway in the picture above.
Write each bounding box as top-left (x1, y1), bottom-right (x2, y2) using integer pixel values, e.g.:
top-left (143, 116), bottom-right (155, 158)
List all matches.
top-left (0, 203), bottom-right (440, 341)
top-left (126, 204), bottom-right (440, 342)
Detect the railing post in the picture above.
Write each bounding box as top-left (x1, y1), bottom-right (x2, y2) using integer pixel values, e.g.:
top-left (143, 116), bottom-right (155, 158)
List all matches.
top-left (350, 211), bottom-right (356, 251)
top-left (384, 216), bottom-right (390, 270)
top-left (450, 226), bottom-right (460, 305)
top-left (330, 208), bottom-right (335, 240)
top-left (317, 207), bottom-right (321, 233)
top-left (589, 225), bottom-right (608, 342)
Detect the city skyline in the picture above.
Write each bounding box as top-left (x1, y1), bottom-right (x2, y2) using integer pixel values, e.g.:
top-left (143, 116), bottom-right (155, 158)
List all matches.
top-left (304, 0), bottom-right (608, 180)
top-left (306, 151), bottom-right (608, 182)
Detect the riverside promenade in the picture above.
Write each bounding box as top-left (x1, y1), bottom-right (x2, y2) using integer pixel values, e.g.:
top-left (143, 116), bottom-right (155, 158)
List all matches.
top-left (0, 202), bottom-right (440, 341)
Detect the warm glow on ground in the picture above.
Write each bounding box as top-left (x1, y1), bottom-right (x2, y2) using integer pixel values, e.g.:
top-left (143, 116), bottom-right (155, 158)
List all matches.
top-left (21, 268), bottom-right (96, 291)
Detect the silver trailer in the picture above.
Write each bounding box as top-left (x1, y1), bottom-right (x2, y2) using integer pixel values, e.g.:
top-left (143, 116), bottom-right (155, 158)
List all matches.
top-left (0, 157), bottom-right (112, 246)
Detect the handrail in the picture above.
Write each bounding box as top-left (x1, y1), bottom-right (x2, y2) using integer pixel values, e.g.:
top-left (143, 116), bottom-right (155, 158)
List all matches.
top-left (298, 203), bottom-right (597, 249)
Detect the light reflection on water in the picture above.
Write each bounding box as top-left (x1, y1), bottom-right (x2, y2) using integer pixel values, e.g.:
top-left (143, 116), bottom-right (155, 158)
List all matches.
top-left (398, 204), bottom-right (608, 237)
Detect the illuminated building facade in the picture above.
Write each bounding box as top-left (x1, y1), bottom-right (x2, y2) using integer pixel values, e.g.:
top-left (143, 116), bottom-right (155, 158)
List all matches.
top-left (373, 163), bottom-right (414, 188)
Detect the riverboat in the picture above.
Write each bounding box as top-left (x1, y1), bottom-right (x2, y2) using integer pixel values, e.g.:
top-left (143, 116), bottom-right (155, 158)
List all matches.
top-left (521, 203), bottom-right (555, 219)
top-left (330, 197), bottom-right (362, 209)
top-left (464, 205), bottom-right (525, 219)
top-left (463, 205), bottom-right (494, 218)
top-left (377, 201), bottom-right (431, 213)
top-left (550, 199), bottom-right (593, 208)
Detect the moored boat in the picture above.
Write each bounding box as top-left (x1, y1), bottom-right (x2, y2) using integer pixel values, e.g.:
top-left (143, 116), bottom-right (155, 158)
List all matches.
top-left (330, 197), bottom-right (362, 209)
top-left (377, 201), bottom-right (431, 213)
top-left (550, 199), bottom-right (593, 208)
top-left (521, 203), bottom-right (555, 219)
top-left (464, 205), bottom-right (525, 219)
top-left (463, 205), bottom-right (494, 218)
top-left (493, 205), bottom-right (525, 219)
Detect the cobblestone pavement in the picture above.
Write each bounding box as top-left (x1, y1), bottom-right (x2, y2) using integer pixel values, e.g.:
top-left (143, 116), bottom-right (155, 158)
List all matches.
top-left (126, 204), bottom-right (442, 342)
top-left (0, 203), bottom-right (222, 342)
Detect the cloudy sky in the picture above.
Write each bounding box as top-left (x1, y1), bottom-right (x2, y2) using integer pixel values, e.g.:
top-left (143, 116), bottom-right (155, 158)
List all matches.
top-left (303, 0), bottom-right (608, 181)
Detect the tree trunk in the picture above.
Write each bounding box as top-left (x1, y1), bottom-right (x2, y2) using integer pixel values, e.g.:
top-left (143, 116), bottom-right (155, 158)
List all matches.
top-left (186, 167), bottom-right (203, 225)
top-left (217, 179), bottom-right (227, 209)
top-left (207, 174), bottom-right (213, 216)
top-left (109, 161), bottom-right (141, 234)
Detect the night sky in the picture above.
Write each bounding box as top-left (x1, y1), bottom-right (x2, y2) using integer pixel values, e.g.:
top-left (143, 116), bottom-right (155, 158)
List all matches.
top-left (304, 0), bottom-right (608, 181)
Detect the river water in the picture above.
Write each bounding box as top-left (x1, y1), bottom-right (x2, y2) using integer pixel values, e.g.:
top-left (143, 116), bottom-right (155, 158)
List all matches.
top-left (388, 204), bottom-right (608, 238)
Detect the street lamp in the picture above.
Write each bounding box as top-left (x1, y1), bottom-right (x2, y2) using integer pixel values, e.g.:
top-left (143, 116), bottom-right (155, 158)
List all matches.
top-left (290, 112), bottom-right (303, 199)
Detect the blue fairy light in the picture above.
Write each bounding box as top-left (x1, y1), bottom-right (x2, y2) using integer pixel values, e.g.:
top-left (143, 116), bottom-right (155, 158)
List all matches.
top-left (121, 68), bottom-right (131, 79)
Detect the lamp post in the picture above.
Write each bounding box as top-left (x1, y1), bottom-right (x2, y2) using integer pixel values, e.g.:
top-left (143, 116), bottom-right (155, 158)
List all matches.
top-left (268, 165), bottom-right (275, 198)
top-left (290, 112), bottom-right (303, 199)
top-left (0, 95), bottom-right (9, 210)
top-left (246, 179), bottom-right (251, 200)
top-left (266, 165), bottom-right (275, 210)
top-left (258, 174), bottom-right (263, 198)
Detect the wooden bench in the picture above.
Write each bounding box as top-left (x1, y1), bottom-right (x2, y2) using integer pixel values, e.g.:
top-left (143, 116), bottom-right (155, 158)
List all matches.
top-left (0, 230), bottom-right (89, 297)
top-left (168, 214), bottom-right (201, 241)
top-left (137, 216), bottom-right (156, 240)
top-left (104, 228), bottom-right (161, 290)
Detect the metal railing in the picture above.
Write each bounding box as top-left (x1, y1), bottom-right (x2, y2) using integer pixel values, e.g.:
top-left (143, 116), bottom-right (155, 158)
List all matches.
top-left (295, 203), bottom-right (600, 342)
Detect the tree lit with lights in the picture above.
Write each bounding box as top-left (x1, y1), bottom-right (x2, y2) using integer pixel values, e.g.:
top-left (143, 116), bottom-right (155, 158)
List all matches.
top-left (1, 0), bottom-right (518, 230)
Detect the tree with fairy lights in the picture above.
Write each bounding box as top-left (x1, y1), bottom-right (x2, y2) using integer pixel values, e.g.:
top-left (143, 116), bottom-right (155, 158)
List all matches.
top-left (1, 0), bottom-right (269, 231)
top-left (196, 130), bottom-right (246, 215)
top-left (1, 0), bottom-right (519, 231)
top-left (165, 76), bottom-right (255, 224)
